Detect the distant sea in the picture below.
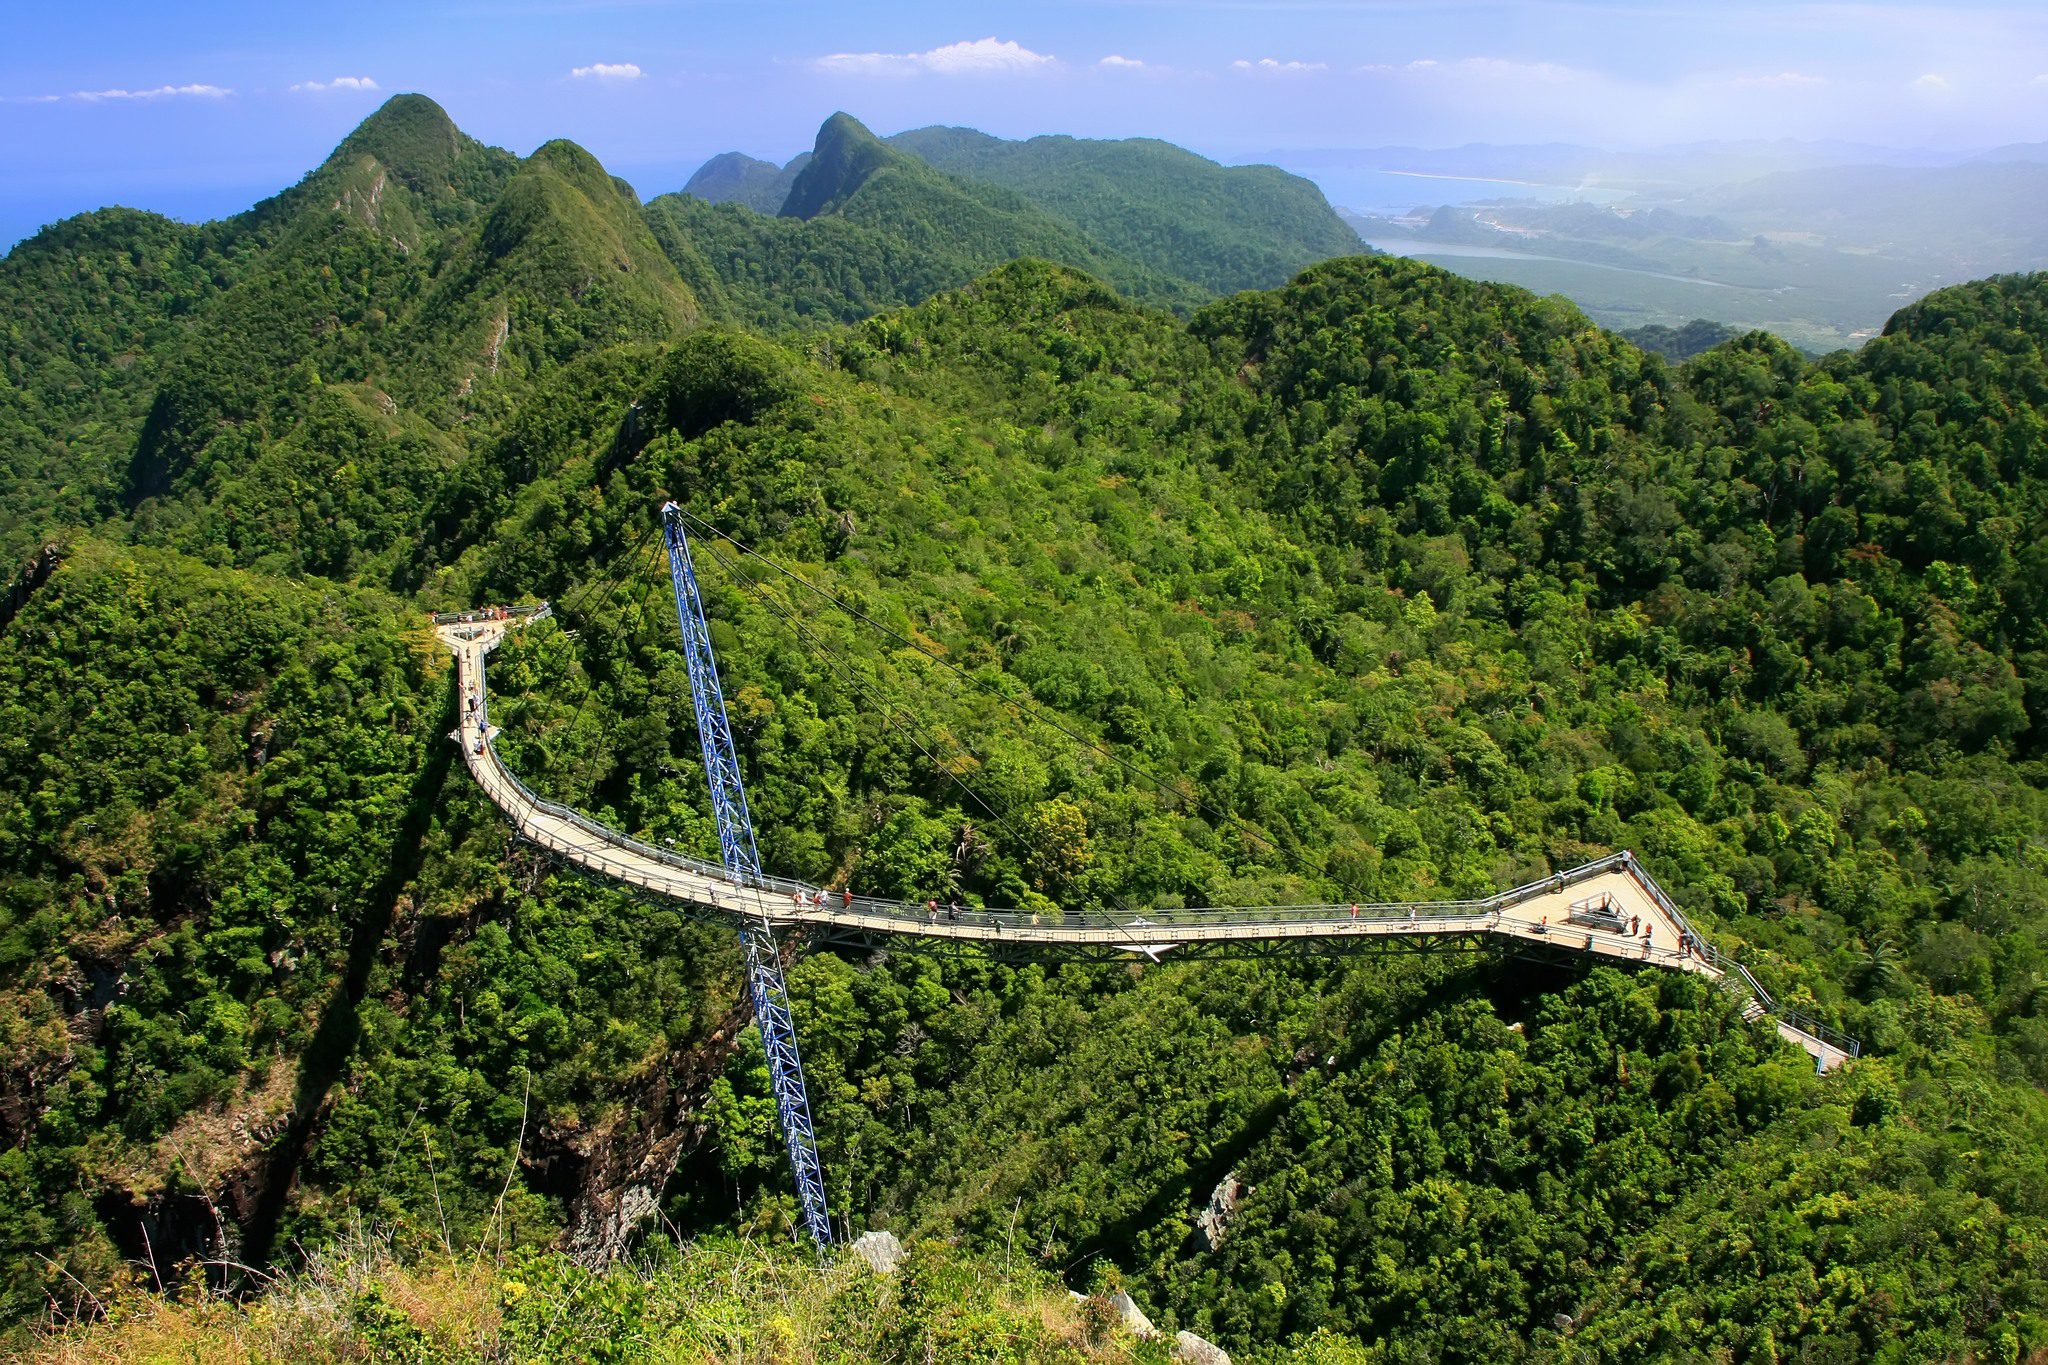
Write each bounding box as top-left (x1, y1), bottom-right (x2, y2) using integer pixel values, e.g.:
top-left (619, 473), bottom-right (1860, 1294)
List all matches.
top-left (1286, 167), bottom-right (1633, 217)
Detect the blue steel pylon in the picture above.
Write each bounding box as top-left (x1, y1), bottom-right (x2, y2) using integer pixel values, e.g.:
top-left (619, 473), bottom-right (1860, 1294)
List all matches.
top-left (660, 502), bottom-right (832, 1252)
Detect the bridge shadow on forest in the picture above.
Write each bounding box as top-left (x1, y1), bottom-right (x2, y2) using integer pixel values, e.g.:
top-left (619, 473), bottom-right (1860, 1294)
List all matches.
top-left (237, 675), bottom-right (459, 1273)
top-left (1065, 952), bottom-right (1581, 1282)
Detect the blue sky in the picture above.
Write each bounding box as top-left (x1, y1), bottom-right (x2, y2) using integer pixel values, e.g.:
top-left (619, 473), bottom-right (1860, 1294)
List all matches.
top-left (5, 0), bottom-right (2046, 248)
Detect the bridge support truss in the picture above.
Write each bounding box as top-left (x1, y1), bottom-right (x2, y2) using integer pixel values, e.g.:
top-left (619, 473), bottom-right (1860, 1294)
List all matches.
top-left (661, 502), bottom-right (832, 1251)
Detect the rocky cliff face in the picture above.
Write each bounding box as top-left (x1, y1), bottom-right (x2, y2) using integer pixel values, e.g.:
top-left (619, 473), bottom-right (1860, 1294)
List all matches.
top-left (1196, 1169), bottom-right (1246, 1253)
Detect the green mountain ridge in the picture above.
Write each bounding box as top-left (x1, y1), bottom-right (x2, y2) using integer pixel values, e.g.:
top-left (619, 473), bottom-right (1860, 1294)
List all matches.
top-left (639, 109), bottom-right (1210, 330)
top-left (683, 116), bottom-right (1366, 299)
top-left (886, 124), bottom-right (1363, 296)
top-left (2, 99), bottom-right (1359, 554)
top-left (780, 111), bottom-right (903, 220)
top-left (4, 93), bottom-right (2048, 1363)
top-left (680, 149), bottom-right (809, 214)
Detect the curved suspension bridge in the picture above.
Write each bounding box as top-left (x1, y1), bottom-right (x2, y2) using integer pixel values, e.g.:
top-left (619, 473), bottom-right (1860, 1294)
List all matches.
top-left (436, 503), bottom-right (1857, 1250)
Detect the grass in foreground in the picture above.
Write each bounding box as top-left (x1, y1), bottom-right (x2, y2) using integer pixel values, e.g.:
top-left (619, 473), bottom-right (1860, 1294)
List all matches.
top-left (18, 1231), bottom-right (1191, 1365)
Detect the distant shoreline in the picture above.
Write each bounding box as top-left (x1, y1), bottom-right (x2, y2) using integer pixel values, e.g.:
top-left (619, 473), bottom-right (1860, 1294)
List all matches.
top-left (1364, 235), bottom-right (1739, 289)
top-left (1380, 169), bottom-right (1573, 190)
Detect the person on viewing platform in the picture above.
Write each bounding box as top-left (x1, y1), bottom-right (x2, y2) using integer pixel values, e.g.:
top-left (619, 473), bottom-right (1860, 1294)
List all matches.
top-left (841, 888), bottom-right (853, 909)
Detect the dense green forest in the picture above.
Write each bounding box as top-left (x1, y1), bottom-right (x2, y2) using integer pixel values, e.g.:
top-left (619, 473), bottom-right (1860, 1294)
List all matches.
top-left (4, 95), bottom-right (2048, 1361)
top-left (1617, 318), bottom-right (1742, 362)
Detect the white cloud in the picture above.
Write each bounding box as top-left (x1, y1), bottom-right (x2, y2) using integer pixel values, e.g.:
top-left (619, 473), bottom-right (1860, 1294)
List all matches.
top-left (72, 84), bottom-right (232, 101)
top-left (2035, 73), bottom-right (2048, 86)
top-left (291, 76), bottom-right (379, 94)
top-left (817, 38), bottom-right (1056, 77)
top-left (1098, 54), bottom-right (1147, 70)
top-left (1913, 72), bottom-right (1950, 91)
top-left (570, 62), bottom-right (642, 81)
top-left (1231, 57), bottom-right (1328, 74)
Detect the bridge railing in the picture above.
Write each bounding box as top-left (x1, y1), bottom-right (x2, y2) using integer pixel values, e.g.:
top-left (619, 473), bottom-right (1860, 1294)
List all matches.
top-left (1723, 960), bottom-right (1857, 1057)
top-left (469, 705), bottom-right (1707, 964)
top-left (1567, 855), bottom-right (1858, 1058)
top-left (463, 648), bottom-right (1858, 1054)
top-left (432, 602), bottom-right (552, 626)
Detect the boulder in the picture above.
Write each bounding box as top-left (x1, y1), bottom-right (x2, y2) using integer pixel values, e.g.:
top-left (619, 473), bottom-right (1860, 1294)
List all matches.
top-left (851, 1229), bottom-right (904, 1274)
top-left (1109, 1289), bottom-right (1157, 1338)
top-left (1175, 1330), bottom-right (1232, 1365)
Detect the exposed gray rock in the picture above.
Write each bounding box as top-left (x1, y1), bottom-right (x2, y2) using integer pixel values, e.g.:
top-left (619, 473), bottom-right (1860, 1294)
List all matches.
top-left (851, 1229), bottom-right (904, 1274)
top-left (1176, 1329), bottom-right (1232, 1365)
top-left (1196, 1170), bottom-right (1247, 1252)
top-left (1110, 1289), bottom-right (1157, 1338)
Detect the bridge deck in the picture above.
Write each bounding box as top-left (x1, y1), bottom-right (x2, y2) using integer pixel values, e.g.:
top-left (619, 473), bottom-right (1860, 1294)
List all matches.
top-left (438, 617), bottom-right (1853, 1072)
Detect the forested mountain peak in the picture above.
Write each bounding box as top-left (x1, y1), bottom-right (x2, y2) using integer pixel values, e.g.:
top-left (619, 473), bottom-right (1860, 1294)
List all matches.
top-left (326, 93), bottom-right (472, 194)
top-left (778, 111), bottom-right (903, 220)
top-left (468, 136), bottom-right (695, 328)
top-left (524, 137), bottom-right (639, 205)
top-left (681, 150), bottom-right (813, 214)
top-left (885, 121), bottom-right (1362, 296)
top-left (684, 150), bottom-right (780, 202)
top-left (687, 150), bottom-right (779, 191)
top-left (244, 93), bottom-right (517, 254)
